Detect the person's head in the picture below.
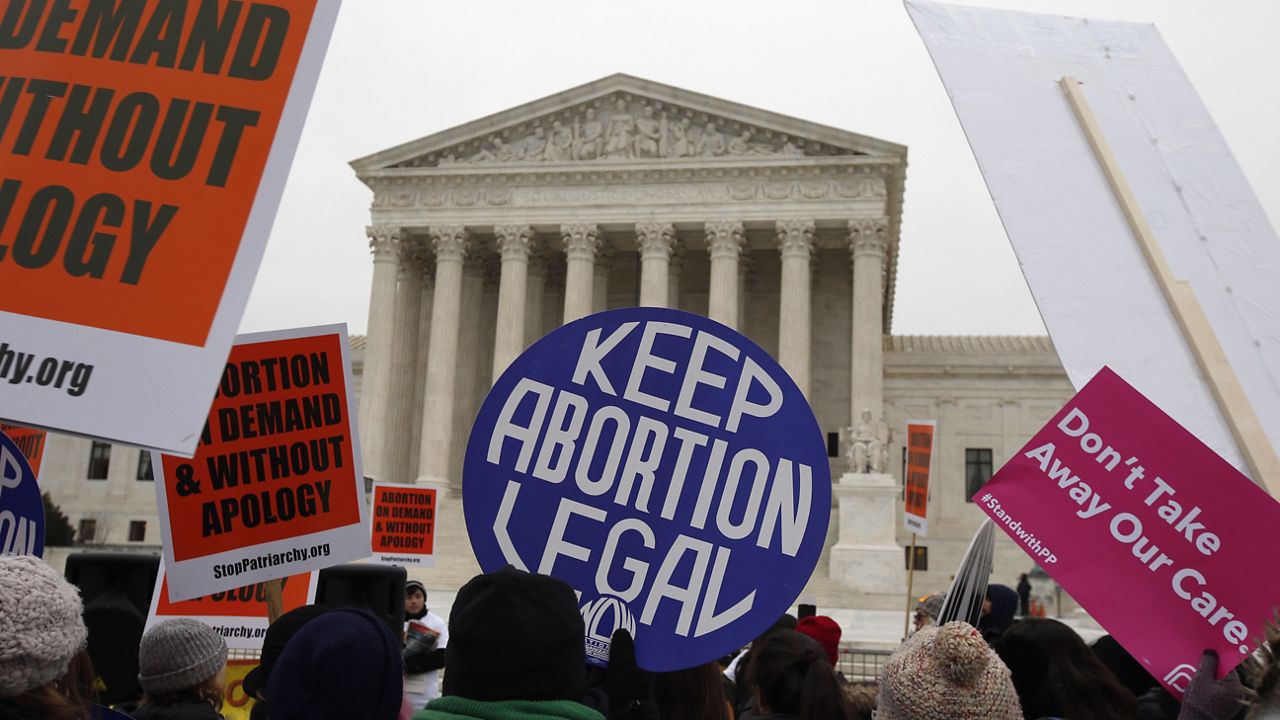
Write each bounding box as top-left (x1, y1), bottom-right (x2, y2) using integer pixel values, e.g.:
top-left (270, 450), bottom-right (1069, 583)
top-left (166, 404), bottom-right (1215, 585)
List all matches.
top-left (978, 584), bottom-right (1019, 637)
top-left (796, 615), bottom-right (842, 667)
top-left (748, 630), bottom-right (851, 719)
top-left (405, 580), bottom-right (427, 616)
top-left (137, 618), bottom-right (228, 709)
top-left (267, 608), bottom-right (403, 720)
top-left (913, 593), bottom-right (944, 633)
top-left (876, 621), bottom-right (1020, 720)
top-left (1019, 573), bottom-right (1029, 583)
top-left (654, 662), bottom-right (728, 720)
top-left (0, 555), bottom-right (89, 720)
top-left (1090, 634), bottom-right (1157, 698)
top-left (442, 565), bottom-right (587, 702)
top-left (1001, 619), bottom-right (1134, 720)
top-left (242, 604), bottom-right (329, 701)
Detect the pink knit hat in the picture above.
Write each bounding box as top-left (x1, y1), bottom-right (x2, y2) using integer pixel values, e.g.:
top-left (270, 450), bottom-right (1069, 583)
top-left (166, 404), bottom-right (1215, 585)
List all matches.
top-left (876, 621), bottom-right (1021, 720)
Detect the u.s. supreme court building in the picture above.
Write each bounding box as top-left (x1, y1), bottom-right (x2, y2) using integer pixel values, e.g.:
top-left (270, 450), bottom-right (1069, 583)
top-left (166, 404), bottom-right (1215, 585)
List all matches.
top-left (38, 75), bottom-right (1074, 615)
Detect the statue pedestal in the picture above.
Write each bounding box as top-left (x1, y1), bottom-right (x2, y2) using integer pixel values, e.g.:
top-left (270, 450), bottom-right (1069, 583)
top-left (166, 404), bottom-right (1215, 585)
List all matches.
top-left (828, 471), bottom-right (906, 599)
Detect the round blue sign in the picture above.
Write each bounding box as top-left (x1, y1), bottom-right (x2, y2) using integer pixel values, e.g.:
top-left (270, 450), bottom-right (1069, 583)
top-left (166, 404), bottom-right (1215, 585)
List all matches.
top-left (463, 308), bottom-right (830, 671)
top-left (0, 429), bottom-right (44, 558)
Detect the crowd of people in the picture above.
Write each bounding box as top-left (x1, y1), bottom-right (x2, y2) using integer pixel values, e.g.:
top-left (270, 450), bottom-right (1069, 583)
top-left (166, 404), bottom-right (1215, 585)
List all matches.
top-left (2, 554), bottom-right (1279, 720)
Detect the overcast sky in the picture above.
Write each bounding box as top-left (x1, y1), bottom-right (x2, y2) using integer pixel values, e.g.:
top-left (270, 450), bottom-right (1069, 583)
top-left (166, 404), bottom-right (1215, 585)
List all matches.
top-left (237, 0), bottom-right (1280, 338)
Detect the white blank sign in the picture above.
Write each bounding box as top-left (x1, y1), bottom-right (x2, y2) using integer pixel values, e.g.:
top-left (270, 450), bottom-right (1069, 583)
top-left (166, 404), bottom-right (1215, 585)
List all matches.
top-left (907, 1), bottom-right (1280, 480)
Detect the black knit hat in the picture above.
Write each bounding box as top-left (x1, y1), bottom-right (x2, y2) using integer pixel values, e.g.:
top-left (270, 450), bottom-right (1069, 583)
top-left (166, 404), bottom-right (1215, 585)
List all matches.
top-left (242, 604), bottom-right (328, 700)
top-left (266, 608), bottom-right (403, 720)
top-left (443, 565), bottom-right (586, 701)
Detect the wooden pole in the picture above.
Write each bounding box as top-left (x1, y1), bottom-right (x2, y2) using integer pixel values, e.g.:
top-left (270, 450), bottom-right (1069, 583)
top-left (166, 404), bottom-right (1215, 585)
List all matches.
top-left (1059, 76), bottom-right (1280, 497)
top-left (264, 579), bottom-right (284, 624)
top-left (903, 532), bottom-right (918, 639)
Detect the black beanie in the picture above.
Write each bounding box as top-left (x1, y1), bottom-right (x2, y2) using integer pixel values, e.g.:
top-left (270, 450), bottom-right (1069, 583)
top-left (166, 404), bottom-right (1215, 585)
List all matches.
top-left (242, 604), bottom-right (329, 700)
top-left (443, 565), bottom-right (587, 701)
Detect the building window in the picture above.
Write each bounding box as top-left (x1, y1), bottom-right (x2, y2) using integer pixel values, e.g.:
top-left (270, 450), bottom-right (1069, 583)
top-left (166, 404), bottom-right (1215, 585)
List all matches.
top-left (826, 432), bottom-right (840, 458)
top-left (78, 518), bottom-right (97, 543)
top-left (128, 521), bottom-right (147, 543)
top-left (136, 451), bottom-right (154, 481)
top-left (965, 448), bottom-right (994, 501)
top-left (905, 545), bottom-right (928, 571)
top-left (87, 442), bottom-right (111, 480)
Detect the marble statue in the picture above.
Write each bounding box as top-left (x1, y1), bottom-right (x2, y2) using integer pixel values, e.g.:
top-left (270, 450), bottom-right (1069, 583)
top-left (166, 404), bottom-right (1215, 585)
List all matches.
top-left (546, 120), bottom-right (573, 161)
top-left (523, 126), bottom-right (548, 161)
top-left (696, 122), bottom-right (726, 156)
top-left (669, 118), bottom-right (693, 158)
top-left (604, 99), bottom-right (636, 159)
top-left (574, 108), bottom-right (604, 160)
top-left (634, 106), bottom-right (662, 158)
top-left (727, 129), bottom-right (752, 155)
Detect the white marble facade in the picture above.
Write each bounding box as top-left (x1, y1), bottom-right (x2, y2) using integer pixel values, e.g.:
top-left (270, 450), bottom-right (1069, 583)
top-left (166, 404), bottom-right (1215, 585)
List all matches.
top-left (35, 76), bottom-right (1076, 611)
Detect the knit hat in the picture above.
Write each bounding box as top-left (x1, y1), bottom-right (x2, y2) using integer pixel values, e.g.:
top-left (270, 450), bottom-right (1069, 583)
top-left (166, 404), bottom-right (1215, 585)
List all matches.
top-left (267, 608), bottom-right (403, 720)
top-left (917, 593), bottom-right (945, 621)
top-left (405, 580), bottom-right (426, 598)
top-left (241, 604), bottom-right (329, 700)
top-left (877, 621), bottom-right (1021, 720)
top-left (443, 565), bottom-right (587, 702)
top-left (0, 555), bottom-right (88, 696)
top-left (138, 618), bottom-right (228, 695)
top-left (795, 615), bottom-right (841, 666)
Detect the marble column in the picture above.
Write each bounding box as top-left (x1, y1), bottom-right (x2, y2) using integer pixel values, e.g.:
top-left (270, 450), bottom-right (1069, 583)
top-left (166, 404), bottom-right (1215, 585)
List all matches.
top-left (417, 226), bottom-right (469, 485)
top-left (493, 225), bottom-right (534, 383)
top-left (382, 240), bottom-right (426, 485)
top-left (777, 220), bottom-right (815, 397)
top-left (636, 222), bottom-right (675, 308)
top-left (407, 260), bottom-right (434, 482)
top-left (668, 239), bottom-right (684, 310)
top-left (524, 248), bottom-right (546, 348)
top-left (705, 220), bottom-right (744, 329)
top-left (593, 241), bottom-right (613, 314)
top-left (562, 224), bottom-right (600, 323)
top-left (738, 250), bottom-right (753, 332)
top-left (449, 257), bottom-right (486, 483)
top-left (358, 224), bottom-right (401, 482)
top-left (850, 218), bottom-right (889, 426)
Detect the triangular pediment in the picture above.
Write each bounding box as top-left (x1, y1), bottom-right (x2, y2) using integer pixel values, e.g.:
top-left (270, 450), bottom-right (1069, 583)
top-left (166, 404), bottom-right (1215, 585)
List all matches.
top-left (351, 74), bottom-right (905, 173)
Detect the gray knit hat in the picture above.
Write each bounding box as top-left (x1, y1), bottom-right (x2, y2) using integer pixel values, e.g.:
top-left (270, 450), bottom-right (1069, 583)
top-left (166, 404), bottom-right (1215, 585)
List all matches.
top-left (138, 619), bottom-right (228, 695)
top-left (0, 555), bottom-right (88, 696)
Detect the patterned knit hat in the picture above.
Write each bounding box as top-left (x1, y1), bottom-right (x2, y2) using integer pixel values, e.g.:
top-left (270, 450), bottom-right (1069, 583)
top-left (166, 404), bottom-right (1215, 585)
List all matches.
top-left (877, 621), bottom-right (1021, 720)
top-left (0, 555), bottom-right (88, 696)
top-left (138, 619), bottom-right (228, 695)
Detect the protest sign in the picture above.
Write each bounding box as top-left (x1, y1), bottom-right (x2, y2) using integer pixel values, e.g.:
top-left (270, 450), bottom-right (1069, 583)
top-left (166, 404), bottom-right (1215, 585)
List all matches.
top-left (977, 366), bottom-right (1280, 693)
top-left (145, 561), bottom-right (317, 650)
top-left (904, 420), bottom-right (934, 537)
top-left (463, 307), bottom-right (831, 671)
top-left (0, 427), bottom-right (43, 557)
top-left (221, 660), bottom-right (259, 720)
top-left (0, 0), bottom-right (341, 455)
top-left (154, 325), bottom-right (367, 600)
top-left (370, 482), bottom-right (436, 566)
top-left (0, 423), bottom-right (46, 476)
top-left (908, 2), bottom-right (1280, 488)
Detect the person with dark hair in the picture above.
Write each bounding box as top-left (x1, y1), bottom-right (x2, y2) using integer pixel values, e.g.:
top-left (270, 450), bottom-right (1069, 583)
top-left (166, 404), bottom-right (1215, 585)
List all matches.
top-left (746, 630), bottom-right (851, 720)
top-left (730, 614), bottom-right (797, 718)
top-left (876, 621), bottom-right (1020, 720)
top-left (0, 555), bottom-right (91, 720)
top-left (267, 608), bottom-right (405, 720)
top-left (240, 605), bottom-right (328, 720)
top-left (992, 625), bottom-right (1065, 718)
top-left (413, 566), bottom-right (607, 719)
top-left (654, 662), bottom-right (730, 720)
top-left (403, 580), bottom-right (447, 709)
top-left (125, 619), bottom-right (229, 720)
top-left (1001, 618), bottom-right (1133, 720)
top-left (1092, 634), bottom-right (1158, 698)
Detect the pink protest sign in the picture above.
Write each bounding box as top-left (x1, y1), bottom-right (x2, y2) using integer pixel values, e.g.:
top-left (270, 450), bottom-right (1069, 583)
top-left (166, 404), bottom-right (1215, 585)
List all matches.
top-left (977, 366), bottom-right (1280, 695)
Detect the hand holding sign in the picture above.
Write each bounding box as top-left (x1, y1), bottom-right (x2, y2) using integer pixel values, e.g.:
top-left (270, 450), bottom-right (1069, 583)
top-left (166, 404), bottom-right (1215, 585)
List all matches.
top-left (464, 308), bottom-right (830, 671)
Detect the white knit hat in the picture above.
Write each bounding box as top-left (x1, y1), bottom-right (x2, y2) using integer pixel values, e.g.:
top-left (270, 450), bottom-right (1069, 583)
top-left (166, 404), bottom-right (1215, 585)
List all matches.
top-left (0, 555), bottom-right (88, 696)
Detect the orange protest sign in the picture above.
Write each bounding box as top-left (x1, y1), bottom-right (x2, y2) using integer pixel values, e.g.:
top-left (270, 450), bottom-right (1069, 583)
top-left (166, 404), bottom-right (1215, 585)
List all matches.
top-left (146, 563), bottom-right (317, 650)
top-left (904, 420), bottom-right (935, 536)
top-left (0, 1), bottom-right (341, 455)
top-left (370, 483), bottom-right (436, 566)
top-left (0, 423), bottom-right (45, 476)
top-left (154, 325), bottom-right (368, 601)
